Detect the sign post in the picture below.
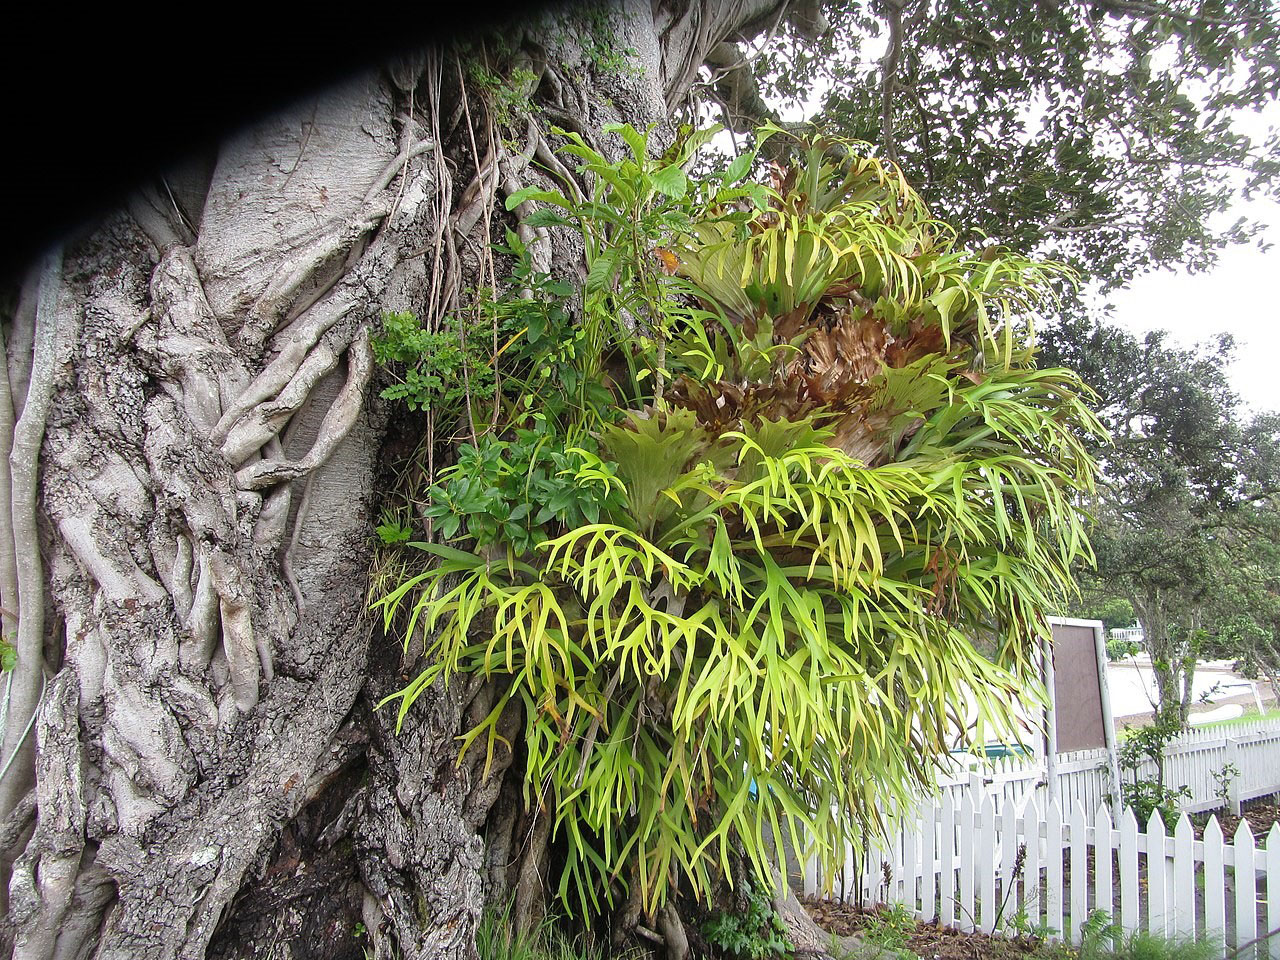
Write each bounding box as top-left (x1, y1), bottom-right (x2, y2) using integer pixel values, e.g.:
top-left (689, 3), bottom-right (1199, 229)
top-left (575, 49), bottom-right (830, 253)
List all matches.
top-left (1046, 617), bottom-right (1123, 819)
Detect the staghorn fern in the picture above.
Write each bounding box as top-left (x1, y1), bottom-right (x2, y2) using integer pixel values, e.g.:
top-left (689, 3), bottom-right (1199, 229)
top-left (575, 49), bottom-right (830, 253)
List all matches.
top-left (375, 123), bottom-right (1107, 921)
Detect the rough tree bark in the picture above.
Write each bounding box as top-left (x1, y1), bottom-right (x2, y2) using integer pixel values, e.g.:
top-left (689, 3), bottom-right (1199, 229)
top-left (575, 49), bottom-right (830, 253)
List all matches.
top-left (0, 3), bottom-right (832, 959)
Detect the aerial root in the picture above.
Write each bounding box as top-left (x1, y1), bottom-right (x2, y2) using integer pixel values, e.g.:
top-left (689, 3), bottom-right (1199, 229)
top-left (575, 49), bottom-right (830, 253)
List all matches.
top-left (234, 328), bottom-right (373, 492)
top-left (512, 808), bottom-right (551, 936)
top-left (209, 548), bottom-right (261, 712)
top-left (365, 139), bottom-right (436, 204)
top-left (211, 288), bottom-right (356, 445)
top-left (451, 146), bottom-right (500, 239)
top-left (181, 547), bottom-right (219, 673)
top-left (0, 789), bottom-right (35, 856)
top-left (281, 472), bottom-right (314, 612)
top-left (219, 337), bottom-right (342, 466)
top-left (500, 172), bottom-right (552, 275)
top-left (657, 904), bottom-right (690, 960)
top-left (241, 204), bottom-right (390, 352)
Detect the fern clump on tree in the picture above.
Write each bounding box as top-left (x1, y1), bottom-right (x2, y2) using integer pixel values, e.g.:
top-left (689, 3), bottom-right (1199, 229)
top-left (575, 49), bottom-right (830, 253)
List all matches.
top-left (375, 122), bottom-right (1106, 953)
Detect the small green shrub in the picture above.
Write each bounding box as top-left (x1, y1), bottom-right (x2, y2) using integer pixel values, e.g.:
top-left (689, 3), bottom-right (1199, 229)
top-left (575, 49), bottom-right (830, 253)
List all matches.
top-left (373, 310), bottom-right (496, 418)
top-left (858, 903), bottom-right (918, 959)
top-left (702, 884), bottom-right (794, 960)
top-left (1071, 911), bottom-right (1216, 960)
top-left (1212, 762), bottom-right (1240, 808)
top-left (1116, 719), bottom-right (1190, 828)
top-left (419, 419), bottom-right (625, 552)
top-left (1106, 637), bottom-right (1139, 661)
top-left (1121, 779), bottom-right (1192, 830)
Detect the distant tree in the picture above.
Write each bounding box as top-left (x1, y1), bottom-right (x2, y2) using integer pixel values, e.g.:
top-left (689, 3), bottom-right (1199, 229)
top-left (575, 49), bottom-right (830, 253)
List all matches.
top-left (772, 0), bottom-right (1280, 293)
top-left (1070, 593), bottom-right (1136, 634)
top-left (1041, 318), bottom-right (1280, 725)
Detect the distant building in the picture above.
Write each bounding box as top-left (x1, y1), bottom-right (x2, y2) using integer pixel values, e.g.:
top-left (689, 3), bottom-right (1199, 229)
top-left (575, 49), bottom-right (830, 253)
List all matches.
top-left (1109, 626), bottom-right (1145, 647)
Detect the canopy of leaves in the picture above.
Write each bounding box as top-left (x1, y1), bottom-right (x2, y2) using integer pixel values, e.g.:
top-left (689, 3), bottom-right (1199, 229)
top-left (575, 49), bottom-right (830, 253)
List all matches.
top-left (375, 123), bottom-right (1104, 920)
top-left (734, 0), bottom-right (1280, 292)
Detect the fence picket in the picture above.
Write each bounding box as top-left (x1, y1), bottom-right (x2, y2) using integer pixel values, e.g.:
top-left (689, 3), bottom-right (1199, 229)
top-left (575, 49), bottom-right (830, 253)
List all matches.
top-left (1205, 816), bottom-right (1226, 948)
top-left (941, 793), bottom-right (956, 927)
top-left (842, 835), bottom-right (855, 904)
top-left (922, 800), bottom-right (937, 923)
top-left (803, 840), bottom-right (817, 898)
top-left (1023, 795), bottom-right (1042, 931)
top-left (1069, 802), bottom-right (1088, 942)
top-left (1000, 799), bottom-right (1018, 928)
top-left (1119, 806), bottom-right (1140, 934)
top-left (981, 795), bottom-right (997, 932)
top-left (1047, 799), bottom-right (1064, 940)
top-left (1147, 809), bottom-right (1168, 939)
top-left (1235, 820), bottom-right (1257, 960)
top-left (1267, 824), bottom-right (1280, 960)
top-left (1094, 804), bottom-right (1114, 925)
top-left (1174, 813), bottom-right (1195, 940)
top-left (903, 810), bottom-right (919, 914)
top-left (960, 792), bottom-right (976, 931)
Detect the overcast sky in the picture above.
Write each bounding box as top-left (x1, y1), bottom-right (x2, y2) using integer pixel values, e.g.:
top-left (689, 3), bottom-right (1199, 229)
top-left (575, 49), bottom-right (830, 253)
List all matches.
top-left (1096, 100), bottom-right (1280, 417)
top-left (1100, 196), bottom-right (1280, 416)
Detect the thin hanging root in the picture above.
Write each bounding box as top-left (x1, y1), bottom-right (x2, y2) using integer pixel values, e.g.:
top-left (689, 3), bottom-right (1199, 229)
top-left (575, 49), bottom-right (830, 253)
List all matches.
top-left (364, 138), bottom-right (436, 204)
top-left (281, 472), bottom-right (315, 612)
top-left (209, 549), bottom-right (261, 712)
top-left (6, 263), bottom-right (41, 423)
top-left (0, 250), bottom-right (65, 828)
top-left (181, 548), bottom-right (219, 672)
top-left (219, 337), bottom-right (342, 465)
top-left (501, 173), bottom-right (551, 275)
top-left (451, 152), bottom-right (500, 240)
top-left (0, 323), bottom-right (20, 645)
top-left (234, 329), bottom-right (374, 491)
top-left (533, 128), bottom-right (585, 203)
top-left (211, 290), bottom-right (356, 444)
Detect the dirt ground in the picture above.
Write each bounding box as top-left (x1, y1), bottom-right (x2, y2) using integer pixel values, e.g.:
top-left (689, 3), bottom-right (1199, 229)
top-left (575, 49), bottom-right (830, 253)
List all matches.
top-left (803, 898), bottom-right (1054, 960)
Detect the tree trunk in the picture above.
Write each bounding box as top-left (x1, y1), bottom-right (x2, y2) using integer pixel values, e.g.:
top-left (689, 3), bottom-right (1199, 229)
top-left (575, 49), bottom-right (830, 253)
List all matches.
top-left (1132, 591), bottom-right (1187, 729)
top-left (0, 3), bottom-right (803, 957)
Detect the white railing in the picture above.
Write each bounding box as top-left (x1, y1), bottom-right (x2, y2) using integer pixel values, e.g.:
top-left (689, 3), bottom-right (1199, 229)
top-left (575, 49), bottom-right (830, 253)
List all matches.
top-left (1111, 628), bottom-right (1145, 643)
top-left (807, 791), bottom-right (1280, 960)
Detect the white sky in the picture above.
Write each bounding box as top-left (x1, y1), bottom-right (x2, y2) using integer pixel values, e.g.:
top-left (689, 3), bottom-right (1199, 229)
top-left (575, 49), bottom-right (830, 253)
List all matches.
top-left (1091, 101), bottom-right (1280, 417)
top-left (1101, 195), bottom-right (1280, 417)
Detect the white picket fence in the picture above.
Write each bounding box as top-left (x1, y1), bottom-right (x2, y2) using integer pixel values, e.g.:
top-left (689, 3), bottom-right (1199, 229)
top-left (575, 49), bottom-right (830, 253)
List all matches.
top-left (939, 717), bottom-right (1280, 817)
top-left (804, 721), bottom-right (1280, 958)
top-left (805, 790), bottom-right (1280, 959)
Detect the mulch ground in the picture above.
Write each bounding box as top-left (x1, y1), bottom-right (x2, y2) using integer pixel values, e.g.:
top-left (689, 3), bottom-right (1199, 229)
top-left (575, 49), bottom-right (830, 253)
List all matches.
top-left (802, 898), bottom-right (1052, 960)
top-left (1190, 796), bottom-right (1280, 840)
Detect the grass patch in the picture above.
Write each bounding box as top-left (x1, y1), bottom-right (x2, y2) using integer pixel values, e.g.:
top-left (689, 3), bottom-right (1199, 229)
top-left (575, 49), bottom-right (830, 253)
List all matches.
top-left (1190, 707), bottom-right (1280, 731)
top-left (475, 908), bottom-right (608, 960)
